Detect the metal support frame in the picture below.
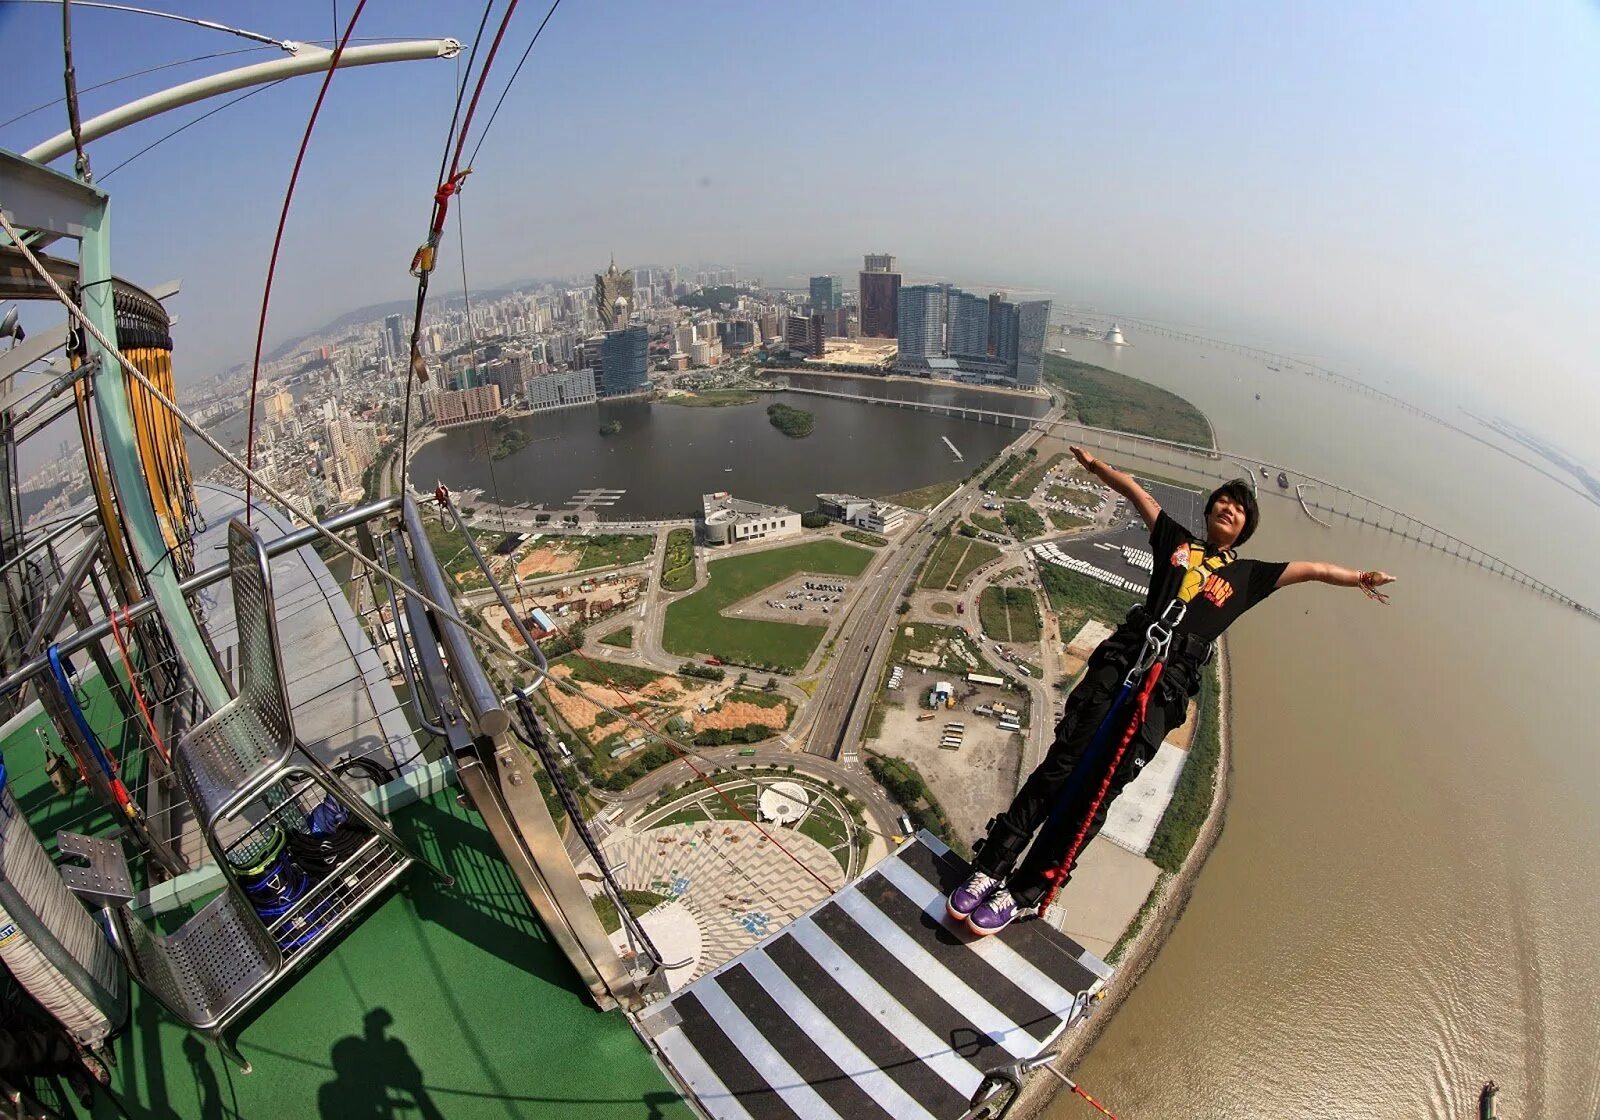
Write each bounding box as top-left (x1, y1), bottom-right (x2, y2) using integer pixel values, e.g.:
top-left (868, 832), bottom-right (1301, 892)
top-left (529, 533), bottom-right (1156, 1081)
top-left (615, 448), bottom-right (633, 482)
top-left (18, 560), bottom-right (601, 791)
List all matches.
top-left (396, 496), bottom-right (638, 1011)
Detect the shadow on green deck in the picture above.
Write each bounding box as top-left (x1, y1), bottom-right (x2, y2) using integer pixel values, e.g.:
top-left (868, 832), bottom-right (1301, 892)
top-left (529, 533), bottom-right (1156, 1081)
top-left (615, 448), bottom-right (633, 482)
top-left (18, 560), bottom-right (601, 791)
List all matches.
top-left (92, 790), bottom-right (690, 1119)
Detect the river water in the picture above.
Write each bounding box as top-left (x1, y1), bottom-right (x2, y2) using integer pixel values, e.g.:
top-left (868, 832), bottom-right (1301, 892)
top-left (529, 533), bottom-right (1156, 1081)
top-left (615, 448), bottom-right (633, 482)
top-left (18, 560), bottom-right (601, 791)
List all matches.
top-left (1046, 333), bottom-right (1599, 1119)
top-left (408, 384), bottom-right (1046, 518)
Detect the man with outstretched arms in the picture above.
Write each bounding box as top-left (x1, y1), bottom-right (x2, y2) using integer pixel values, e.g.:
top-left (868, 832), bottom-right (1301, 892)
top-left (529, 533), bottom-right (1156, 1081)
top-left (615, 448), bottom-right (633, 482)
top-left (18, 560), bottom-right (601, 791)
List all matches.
top-left (949, 446), bottom-right (1395, 935)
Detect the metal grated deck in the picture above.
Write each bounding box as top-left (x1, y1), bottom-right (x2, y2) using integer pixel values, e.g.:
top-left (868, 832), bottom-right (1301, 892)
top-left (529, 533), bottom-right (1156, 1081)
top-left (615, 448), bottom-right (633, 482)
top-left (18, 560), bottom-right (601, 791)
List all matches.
top-left (638, 833), bottom-right (1112, 1120)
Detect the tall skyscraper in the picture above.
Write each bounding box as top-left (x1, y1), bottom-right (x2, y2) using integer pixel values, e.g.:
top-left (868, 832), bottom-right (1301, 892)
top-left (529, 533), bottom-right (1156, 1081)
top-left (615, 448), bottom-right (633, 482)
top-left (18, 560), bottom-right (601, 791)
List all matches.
top-left (945, 288), bottom-right (990, 360)
top-left (896, 285), bottom-right (946, 359)
top-left (598, 325), bottom-right (649, 396)
top-left (594, 257), bottom-right (634, 330)
top-left (859, 252), bottom-right (901, 339)
top-left (784, 314), bottom-right (826, 357)
top-left (384, 314), bottom-right (404, 363)
top-left (809, 275), bottom-right (842, 313)
top-left (1013, 300), bottom-right (1051, 388)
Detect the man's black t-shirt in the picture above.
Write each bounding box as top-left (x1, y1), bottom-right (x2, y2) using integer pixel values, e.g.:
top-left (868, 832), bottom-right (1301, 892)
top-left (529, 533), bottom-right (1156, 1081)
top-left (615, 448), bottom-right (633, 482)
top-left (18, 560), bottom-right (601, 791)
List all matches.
top-left (1142, 511), bottom-right (1287, 645)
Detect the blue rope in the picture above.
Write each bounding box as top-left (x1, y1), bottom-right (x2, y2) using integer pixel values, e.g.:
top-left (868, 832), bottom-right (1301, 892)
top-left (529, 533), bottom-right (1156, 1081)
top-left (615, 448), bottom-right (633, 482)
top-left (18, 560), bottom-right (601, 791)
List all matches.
top-left (45, 645), bottom-right (121, 794)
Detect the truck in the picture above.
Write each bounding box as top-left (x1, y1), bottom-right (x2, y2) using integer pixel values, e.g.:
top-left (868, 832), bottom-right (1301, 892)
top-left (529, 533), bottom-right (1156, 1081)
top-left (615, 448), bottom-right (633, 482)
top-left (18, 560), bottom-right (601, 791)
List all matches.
top-left (955, 601), bottom-right (965, 614)
top-left (917, 713), bottom-right (936, 722)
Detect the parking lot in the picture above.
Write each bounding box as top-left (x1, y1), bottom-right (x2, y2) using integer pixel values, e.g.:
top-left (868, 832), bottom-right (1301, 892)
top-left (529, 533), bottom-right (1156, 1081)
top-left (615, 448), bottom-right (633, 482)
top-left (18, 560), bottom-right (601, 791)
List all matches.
top-left (875, 672), bottom-right (1030, 842)
top-left (729, 576), bottom-right (854, 623)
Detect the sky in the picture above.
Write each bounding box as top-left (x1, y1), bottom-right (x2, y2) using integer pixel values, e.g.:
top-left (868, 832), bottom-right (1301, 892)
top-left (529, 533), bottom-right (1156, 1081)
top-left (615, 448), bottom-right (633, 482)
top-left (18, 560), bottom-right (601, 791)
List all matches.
top-left (3, 0), bottom-right (1599, 458)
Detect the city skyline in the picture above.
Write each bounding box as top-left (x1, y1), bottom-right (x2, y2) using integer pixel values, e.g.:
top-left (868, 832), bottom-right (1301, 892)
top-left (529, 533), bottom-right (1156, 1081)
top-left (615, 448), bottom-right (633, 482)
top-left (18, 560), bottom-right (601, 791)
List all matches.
top-left (4, 1), bottom-right (1600, 457)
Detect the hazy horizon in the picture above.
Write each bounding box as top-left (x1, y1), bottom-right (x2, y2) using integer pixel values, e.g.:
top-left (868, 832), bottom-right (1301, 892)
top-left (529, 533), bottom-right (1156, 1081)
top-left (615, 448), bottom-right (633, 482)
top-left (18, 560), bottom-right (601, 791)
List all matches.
top-left (4, 0), bottom-right (1599, 460)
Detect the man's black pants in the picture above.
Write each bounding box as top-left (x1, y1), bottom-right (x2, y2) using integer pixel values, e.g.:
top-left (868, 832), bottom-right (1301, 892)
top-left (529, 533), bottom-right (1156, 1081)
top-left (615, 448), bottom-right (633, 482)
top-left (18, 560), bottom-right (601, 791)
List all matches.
top-left (971, 643), bottom-right (1178, 906)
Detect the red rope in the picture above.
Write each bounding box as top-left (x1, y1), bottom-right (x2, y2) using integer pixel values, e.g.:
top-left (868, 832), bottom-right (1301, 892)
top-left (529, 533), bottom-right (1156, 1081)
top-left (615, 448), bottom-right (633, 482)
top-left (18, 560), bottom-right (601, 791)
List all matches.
top-left (243, 0), bottom-right (369, 523)
top-left (1067, 1078), bottom-right (1122, 1119)
top-left (1038, 663), bottom-right (1165, 915)
top-left (107, 608), bottom-right (170, 767)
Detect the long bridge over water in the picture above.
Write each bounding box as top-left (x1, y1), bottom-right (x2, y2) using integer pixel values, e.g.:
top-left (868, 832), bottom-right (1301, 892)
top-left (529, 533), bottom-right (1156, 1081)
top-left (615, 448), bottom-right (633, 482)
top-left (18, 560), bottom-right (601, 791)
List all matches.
top-left (767, 382), bottom-right (1598, 620)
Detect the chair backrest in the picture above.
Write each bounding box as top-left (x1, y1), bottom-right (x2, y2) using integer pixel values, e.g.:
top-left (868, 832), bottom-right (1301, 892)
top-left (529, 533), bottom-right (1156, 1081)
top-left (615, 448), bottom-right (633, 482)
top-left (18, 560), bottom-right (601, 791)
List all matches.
top-left (226, 517), bottom-right (295, 757)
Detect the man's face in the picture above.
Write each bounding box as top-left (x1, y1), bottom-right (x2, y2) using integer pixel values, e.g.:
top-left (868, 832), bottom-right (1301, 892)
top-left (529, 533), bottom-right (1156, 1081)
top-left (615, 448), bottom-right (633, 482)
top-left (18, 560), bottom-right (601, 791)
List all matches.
top-left (1206, 493), bottom-right (1246, 548)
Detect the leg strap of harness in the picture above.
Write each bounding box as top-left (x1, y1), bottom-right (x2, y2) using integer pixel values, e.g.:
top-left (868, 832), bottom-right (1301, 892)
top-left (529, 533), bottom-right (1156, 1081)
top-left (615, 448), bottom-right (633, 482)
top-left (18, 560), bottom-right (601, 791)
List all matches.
top-left (971, 814), bottom-right (1035, 878)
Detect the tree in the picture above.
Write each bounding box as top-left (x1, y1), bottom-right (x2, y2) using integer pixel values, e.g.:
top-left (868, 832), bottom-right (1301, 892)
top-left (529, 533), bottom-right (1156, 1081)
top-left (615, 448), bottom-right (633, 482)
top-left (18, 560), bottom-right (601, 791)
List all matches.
top-left (736, 671), bottom-right (748, 688)
top-left (897, 600), bottom-right (911, 615)
top-left (763, 676), bottom-right (778, 692)
top-left (801, 510), bottom-right (830, 529)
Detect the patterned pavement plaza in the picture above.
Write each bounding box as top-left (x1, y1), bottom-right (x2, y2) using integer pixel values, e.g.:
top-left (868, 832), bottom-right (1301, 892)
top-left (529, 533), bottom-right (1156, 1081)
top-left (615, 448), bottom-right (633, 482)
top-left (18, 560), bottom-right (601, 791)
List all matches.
top-left (595, 820), bottom-right (846, 984)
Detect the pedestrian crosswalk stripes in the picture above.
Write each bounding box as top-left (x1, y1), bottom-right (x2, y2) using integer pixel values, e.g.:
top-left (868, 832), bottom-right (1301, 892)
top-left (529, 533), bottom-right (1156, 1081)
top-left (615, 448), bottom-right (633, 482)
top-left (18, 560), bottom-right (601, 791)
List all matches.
top-left (639, 833), bottom-right (1112, 1120)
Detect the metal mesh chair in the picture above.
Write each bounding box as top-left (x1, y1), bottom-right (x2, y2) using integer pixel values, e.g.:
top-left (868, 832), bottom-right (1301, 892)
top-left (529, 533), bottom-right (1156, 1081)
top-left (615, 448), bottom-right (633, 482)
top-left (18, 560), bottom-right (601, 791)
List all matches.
top-left (145, 518), bottom-right (451, 1068)
top-left (110, 887), bottom-right (281, 1071)
top-left (174, 519), bottom-right (436, 868)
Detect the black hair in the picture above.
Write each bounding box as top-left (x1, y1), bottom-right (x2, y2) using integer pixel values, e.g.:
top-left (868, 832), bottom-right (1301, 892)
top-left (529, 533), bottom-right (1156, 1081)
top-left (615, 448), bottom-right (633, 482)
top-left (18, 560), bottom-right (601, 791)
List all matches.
top-left (1205, 479), bottom-right (1259, 548)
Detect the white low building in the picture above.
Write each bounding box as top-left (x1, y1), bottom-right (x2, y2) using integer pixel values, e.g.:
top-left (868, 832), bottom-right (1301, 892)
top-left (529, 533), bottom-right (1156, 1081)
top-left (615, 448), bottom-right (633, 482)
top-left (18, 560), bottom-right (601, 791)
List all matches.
top-left (700, 492), bottom-right (801, 545)
top-left (815, 492), bottom-right (906, 534)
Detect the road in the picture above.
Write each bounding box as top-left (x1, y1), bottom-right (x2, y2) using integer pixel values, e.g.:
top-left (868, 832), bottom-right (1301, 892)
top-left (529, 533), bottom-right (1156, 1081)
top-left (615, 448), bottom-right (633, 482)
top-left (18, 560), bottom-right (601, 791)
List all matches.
top-left (801, 407), bottom-right (1063, 760)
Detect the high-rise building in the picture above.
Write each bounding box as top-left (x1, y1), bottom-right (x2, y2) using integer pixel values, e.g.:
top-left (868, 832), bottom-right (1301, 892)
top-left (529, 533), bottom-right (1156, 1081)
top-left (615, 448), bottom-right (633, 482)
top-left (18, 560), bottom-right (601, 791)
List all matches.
top-left (1013, 300), bottom-right (1050, 388)
top-left (524, 367), bottom-right (597, 411)
top-left (809, 275), bottom-right (842, 313)
top-left (784, 314), bottom-right (826, 357)
top-left (598, 325), bottom-right (649, 396)
top-left (863, 253), bottom-right (896, 273)
top-left (384, 314), bottom-right (404, 362)
top-left (859, 271), bottom-right (900, 339)
top-left (428, 384), bottom-right (502, 428)
top-left (593, 257), bottom-right (634, 330)
top-left (895, 285), bottom-right (946, 359)
top-left (946, 288), bottom-right (990, 361)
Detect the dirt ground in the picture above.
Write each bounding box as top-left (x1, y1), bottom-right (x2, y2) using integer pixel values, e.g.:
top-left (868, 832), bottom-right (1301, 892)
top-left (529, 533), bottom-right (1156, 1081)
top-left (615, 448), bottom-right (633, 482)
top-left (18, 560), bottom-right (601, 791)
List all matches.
top-left (874, 690), bottom-right (1024, 843)
top-left (693, 700), bottom-right (790, 733)
top-left (516, 543), bottom-right (582, 579)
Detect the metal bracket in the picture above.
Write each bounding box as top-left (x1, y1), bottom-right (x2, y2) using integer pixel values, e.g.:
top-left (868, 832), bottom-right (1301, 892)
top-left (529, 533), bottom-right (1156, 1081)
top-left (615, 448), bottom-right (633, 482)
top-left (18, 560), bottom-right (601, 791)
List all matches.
top-left (56, 830), bottom-right (134, 909)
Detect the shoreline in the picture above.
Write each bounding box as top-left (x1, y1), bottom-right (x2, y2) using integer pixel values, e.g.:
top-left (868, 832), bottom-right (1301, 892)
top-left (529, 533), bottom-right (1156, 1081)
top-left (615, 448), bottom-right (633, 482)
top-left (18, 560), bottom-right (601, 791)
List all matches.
top-left (1014, 636), bottom-right (1235, 1119)
top-left (767, 365), bottom-right (1053, 402)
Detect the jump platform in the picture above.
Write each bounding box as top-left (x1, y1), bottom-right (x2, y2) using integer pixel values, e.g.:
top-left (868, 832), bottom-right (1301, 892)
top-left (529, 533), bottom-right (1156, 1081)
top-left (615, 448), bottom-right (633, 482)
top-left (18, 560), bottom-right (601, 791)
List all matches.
top-left (639, 833), bottom-right (1112, 1119)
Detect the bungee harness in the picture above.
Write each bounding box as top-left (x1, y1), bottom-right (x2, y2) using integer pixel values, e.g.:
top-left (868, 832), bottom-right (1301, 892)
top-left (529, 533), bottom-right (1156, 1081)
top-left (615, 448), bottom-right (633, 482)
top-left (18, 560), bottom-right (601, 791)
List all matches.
top-left (1036, 541), bottom-right (1232, 916)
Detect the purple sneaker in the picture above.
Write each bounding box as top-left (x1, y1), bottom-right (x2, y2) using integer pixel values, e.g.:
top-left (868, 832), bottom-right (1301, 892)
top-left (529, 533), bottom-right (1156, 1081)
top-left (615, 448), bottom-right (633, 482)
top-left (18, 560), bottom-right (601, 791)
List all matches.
top-left (946, 871), bottom-right (999, 921)
top-left (967, 886), bottom-right (1023, 936)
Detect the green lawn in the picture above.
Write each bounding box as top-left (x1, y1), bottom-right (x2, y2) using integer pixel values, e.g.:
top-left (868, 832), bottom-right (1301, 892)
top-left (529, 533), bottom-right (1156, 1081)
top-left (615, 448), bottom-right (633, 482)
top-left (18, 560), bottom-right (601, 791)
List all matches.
top-left (661, 526), bottom-right (697, 592)
top-left (1147, 661), bottom-right (1221, 872)
top-left (663, 390), bottom-right (759, 407)
top-left (554, 654), bottom-right (666, 693)
top-left (949, 539), bottom-right (1001, 587)
top-left (662, 540), bottom-right (871, 671)
top-left (1040, 561), bottom-right (1140, 636)
top-left (407, 510), bottom-right (505, 591)
top-left (970, 512), bottom-right (1007, 536)
top-left (921, 535), bottom-right (1000, 591)
top-left (599, 625), bottom-right (634, 648)
top-left (1002, 501), bottom-right (1045, 540)
top-left (979, 586), bottom-right (1042, 643)
top-left (878, 479), bottom-right (960, 510)
top-left (1004, 452), bottom-right (1067, 499)
top-left (592, 888), bottom-right (671, 934)
top-left (574, 533), bottom-right (655, 570)
top-left (1045, 353), bottom-right (1213, 448)
top-left (1048, 510), bottom-right (1093, 531)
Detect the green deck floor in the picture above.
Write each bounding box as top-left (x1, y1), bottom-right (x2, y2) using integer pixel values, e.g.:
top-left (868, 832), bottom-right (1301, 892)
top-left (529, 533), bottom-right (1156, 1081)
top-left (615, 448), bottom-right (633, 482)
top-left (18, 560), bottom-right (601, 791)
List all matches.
top-left (91, 790), bottom-right (691, 1120)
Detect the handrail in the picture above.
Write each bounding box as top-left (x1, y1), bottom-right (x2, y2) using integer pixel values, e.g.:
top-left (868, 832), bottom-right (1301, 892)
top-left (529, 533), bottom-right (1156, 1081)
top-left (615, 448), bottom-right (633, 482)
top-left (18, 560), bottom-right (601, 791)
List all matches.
top-left (0, 496), bottom-right (402, 700)
top-left (399, 495), bottom-right (509, 737)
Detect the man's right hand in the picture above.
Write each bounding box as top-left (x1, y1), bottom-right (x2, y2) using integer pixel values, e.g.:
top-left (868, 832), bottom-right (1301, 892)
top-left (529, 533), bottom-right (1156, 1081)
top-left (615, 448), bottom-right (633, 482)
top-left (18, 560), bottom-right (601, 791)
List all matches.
top-left (1071, 445), bottom-right (1097, 471)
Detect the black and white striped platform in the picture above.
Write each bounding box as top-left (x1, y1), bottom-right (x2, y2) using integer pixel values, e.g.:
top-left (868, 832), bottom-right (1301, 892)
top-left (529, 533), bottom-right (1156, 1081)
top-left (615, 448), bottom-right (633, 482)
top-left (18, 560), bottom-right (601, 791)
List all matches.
top-left (638, 833), bottom-right (1112, 1120)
